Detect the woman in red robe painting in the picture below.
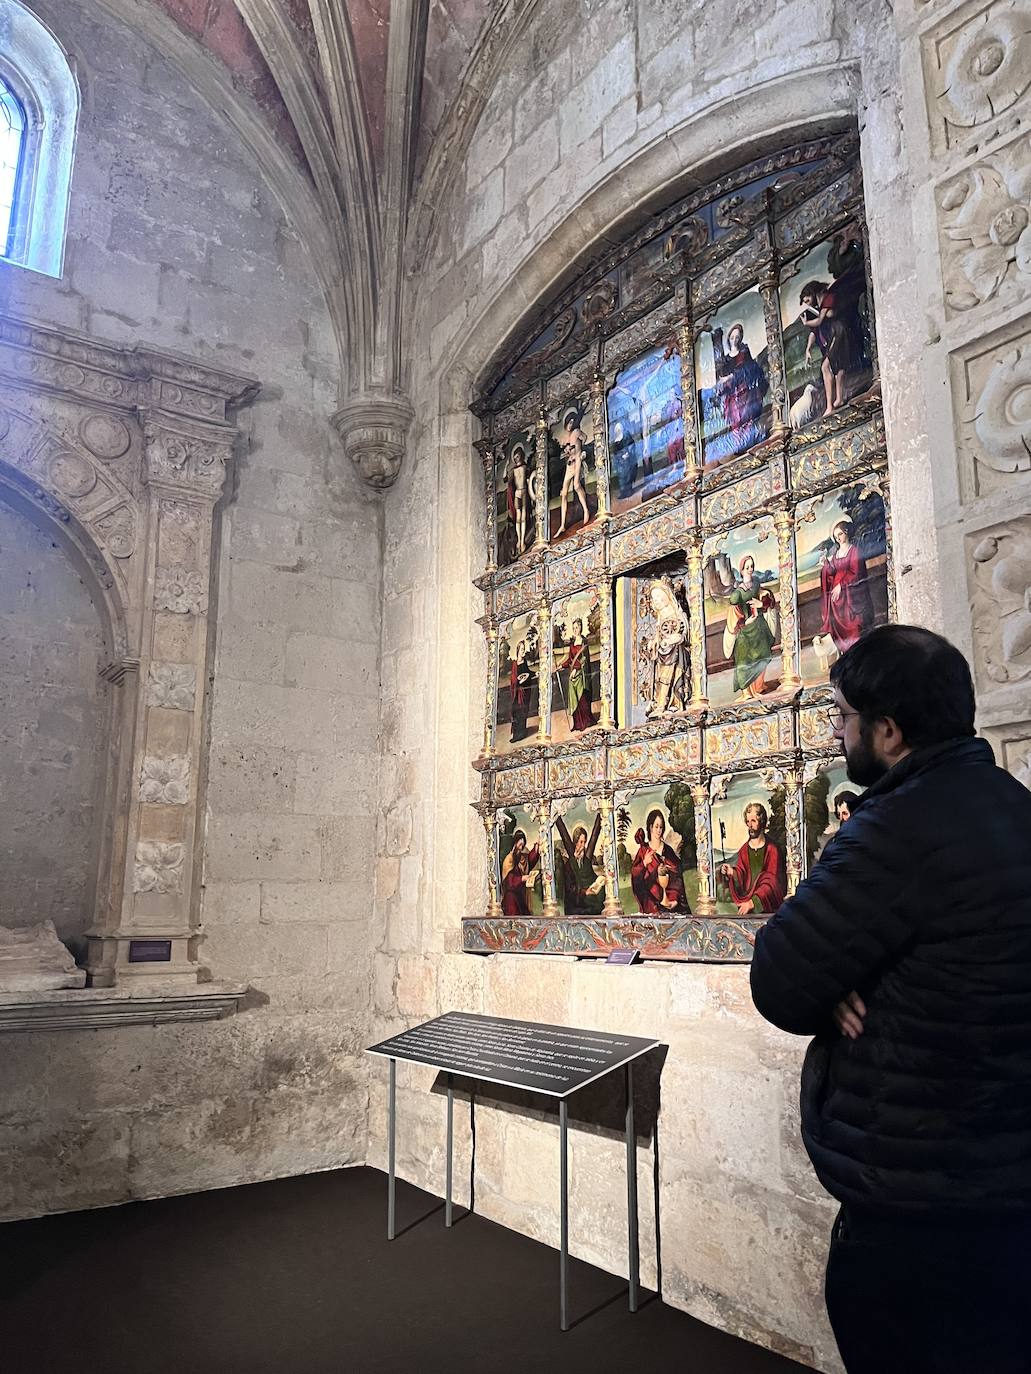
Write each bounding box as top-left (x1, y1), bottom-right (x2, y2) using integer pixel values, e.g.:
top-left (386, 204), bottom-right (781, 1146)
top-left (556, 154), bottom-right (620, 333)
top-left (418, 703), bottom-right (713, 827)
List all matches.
top-left (819, 519), bottom-right (873, 655)
top-left (500, 831), bottom-right (540, 916)
top-left (631, 809), bottom-right (690, 915)
top-left (559, 619), bottom-right (595, 732)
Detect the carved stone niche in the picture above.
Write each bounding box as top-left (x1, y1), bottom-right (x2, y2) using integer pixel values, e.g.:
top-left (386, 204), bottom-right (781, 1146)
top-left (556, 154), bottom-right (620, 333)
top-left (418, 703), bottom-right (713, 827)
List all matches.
top-left (0, 311), bottom-right (257, 989)
top-left (332, 392), bottom-right (413, 490)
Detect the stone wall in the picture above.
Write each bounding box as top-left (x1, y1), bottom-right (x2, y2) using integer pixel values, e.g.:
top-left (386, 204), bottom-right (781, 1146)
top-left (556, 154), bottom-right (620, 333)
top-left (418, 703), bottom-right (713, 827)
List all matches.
top-left (0, 497), bottom-right (111, 957)
top-left (0, 0), bottom-right (376, 1216)
top-left (374, 3), bottom-right (943, 1370)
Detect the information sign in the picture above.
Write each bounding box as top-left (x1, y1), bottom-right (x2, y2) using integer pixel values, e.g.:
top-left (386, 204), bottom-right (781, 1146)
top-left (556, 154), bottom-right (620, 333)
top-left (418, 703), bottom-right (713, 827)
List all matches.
top-left (367, 1011), bottom-right (659, 1098)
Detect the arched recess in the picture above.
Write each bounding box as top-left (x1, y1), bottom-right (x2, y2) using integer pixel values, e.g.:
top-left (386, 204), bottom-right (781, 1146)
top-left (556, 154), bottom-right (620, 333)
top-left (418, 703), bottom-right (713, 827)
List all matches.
top-left (0, 468), bottom-right (120, 956)
top-left (0, 0), bottom-right (79, 275)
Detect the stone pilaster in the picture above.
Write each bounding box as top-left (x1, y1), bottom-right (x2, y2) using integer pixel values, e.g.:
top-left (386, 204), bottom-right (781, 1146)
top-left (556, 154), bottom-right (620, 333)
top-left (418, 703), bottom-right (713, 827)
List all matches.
top-left (87, 414), bottom-right (234, 986)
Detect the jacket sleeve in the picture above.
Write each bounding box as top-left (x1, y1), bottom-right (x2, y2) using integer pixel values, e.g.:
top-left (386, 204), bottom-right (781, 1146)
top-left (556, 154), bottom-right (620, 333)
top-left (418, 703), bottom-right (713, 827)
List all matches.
top-left (749, 801), bottom-right (923, 1036)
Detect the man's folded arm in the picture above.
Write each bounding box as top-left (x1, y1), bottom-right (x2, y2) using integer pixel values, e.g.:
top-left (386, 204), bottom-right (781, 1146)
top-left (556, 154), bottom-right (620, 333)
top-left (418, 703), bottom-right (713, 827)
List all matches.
top-left (749, 824), bottom-right (921, 1035)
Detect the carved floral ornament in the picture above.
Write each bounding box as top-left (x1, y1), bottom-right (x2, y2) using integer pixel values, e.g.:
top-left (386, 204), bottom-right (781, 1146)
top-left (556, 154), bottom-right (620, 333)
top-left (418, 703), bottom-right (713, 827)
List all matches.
top-left (133, 842), bottom-right (185, 895)
top-left (971, 524), bottom-right (1031, 684)
top-left (970, 342), bottom-right (1031, 477)
top-left (937, 3), bottom-right (1031, 133)
top-left (154, 567), bottom-right (207, 616)
top-left (940, 139), bottom-right (1031, 311)
top-left (139, 755), bottom-right (191, 805)
top-left (147, 662), bottom-right (196, 711)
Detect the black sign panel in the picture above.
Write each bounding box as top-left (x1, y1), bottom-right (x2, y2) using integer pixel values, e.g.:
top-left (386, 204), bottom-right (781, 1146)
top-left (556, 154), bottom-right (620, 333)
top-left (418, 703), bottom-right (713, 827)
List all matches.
top-left (128, 939), bottom-right (172, 963)
top-left (367, 1012), bottom-right (660, 1098)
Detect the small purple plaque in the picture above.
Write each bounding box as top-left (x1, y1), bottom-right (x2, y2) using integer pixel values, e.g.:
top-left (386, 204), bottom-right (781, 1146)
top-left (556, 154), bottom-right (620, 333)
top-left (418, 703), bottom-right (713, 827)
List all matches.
top-left (605, 949), bottom-right (640, 966)
top-left (128, 939), bottom-right (172, 964)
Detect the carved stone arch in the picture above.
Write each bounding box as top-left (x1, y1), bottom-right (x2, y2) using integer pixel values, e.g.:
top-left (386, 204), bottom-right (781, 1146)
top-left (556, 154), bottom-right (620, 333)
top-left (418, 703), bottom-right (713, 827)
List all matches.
top-left (0, 406), bottom-right (137, 658)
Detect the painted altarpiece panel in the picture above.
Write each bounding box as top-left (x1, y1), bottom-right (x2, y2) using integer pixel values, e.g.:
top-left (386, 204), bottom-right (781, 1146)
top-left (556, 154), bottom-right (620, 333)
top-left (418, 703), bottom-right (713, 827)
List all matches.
top-left (803, 760), bottom-right (865, 876)
top-left (495, 610), bottom-right (541, 755)
top-left (606, 344), bottom-right (686, 516)
top-left (702, 517), bottom-right (781, 707)
top-left (614, 554), bottom-right (691, 728)
top-left (711, 771), bottom-right (789, 918)
top-left (550, 589), bottom-right (602, 744)
top-left (547, 393), bottom-right (598, 543)
top-left (497, 804), bottom-right (544, 919)
top-left (615, 783), bottom-right (696, 916)
top-left (553, 797), bottom-right (607, 917)
top-left (695, 285), bottom-right (772, 466)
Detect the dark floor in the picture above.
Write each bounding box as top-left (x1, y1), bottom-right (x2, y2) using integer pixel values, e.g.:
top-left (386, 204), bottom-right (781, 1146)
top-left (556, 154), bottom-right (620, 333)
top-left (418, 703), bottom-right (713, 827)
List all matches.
top-left (0, 1167), bottom-right (813, 1374)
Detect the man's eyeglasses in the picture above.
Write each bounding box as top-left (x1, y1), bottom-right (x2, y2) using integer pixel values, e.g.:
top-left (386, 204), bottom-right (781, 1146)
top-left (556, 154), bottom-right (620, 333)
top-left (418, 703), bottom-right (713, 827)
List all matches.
top-left (827, 707), bottom-right (860, 730)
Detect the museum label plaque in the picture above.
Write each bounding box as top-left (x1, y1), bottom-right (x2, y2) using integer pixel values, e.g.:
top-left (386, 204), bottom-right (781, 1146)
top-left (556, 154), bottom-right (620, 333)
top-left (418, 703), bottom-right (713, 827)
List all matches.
top-left (367, 1011), bottom-right (660, 1097)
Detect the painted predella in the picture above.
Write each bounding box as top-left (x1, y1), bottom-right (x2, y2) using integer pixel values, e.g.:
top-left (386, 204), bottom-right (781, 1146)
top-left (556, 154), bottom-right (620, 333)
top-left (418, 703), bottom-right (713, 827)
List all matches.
top-left (470, 133), bottom-right (894, 962)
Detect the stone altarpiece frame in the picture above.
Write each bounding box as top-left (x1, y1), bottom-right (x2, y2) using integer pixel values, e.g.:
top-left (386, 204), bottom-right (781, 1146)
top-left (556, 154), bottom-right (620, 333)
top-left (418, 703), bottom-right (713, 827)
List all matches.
top-left (466, 135), bottom-right (897, 963)
top-left (0, 312), bottom-right (256, 987)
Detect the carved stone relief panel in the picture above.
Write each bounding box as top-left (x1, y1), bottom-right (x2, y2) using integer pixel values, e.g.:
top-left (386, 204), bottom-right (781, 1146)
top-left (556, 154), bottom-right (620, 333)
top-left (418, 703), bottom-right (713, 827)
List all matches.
top-left (938, 131), bottom-right (1031, 315)
top-left (968, 516), bottom-right (1031, 691)
top-left (922, 1), bottom-right (1031, 158)
top-left (982, 721), bottom-right (1031, 785)
top-left (951, 313), bottom-right (1031, 498)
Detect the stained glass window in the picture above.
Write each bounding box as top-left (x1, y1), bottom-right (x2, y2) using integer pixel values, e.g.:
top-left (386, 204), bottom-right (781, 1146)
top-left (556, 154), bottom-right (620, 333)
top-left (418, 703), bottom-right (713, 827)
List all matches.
top-left (0, 75), bottom-right (26, 258)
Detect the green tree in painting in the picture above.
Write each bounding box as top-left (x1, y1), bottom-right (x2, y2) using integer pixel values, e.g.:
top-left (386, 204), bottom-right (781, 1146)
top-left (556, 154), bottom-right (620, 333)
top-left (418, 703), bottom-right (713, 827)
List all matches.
top-left (803, 771), bottom-right (831, 871)
top-left (663, 782), bottom-right (697, 867)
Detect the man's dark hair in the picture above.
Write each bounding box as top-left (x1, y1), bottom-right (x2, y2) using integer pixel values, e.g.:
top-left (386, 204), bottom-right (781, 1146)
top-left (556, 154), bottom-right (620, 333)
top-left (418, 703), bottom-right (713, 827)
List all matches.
top-left (834, 789), bottom-right (860, 811)
top-left (830, 625), bottom-right (975, 748)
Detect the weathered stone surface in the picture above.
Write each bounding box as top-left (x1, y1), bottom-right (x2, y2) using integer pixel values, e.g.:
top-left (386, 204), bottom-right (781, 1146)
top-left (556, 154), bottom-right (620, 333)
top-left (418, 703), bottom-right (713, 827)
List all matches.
top-left (0, 923), bottom-right (87, 992)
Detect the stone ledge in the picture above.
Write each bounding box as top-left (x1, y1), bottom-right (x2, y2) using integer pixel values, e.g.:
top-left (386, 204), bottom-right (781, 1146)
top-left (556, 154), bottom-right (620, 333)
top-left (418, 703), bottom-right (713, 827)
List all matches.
top-left (0, 983), bottom-right (249, 1033)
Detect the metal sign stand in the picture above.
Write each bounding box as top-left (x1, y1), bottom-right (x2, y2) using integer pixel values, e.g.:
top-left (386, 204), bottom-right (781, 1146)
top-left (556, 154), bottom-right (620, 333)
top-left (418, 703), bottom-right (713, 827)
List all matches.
top-left (384, 1051), bottom-right (644, 1331)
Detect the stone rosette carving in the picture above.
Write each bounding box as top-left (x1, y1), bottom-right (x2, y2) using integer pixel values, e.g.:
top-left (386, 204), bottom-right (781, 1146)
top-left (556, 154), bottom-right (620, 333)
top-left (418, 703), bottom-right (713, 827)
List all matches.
top-left (935, 3), bottom-right (1031, 139)
top-left (139, 755), bottom-right (191, 805)
top-left (971, 343), bottom-right (1031, 477)
top-left (970, 522), bottom-right (1031, 685)
top-left (147, 662), bottom-right (197, 711)
top-left (92, 502), bottom-right (136, 558)
top-left (332, 393), bottom-right (413, 491)
top-left (940, 139), bottom-right (1031, 312)
top-left (133, 842), bottom-right (185, 895)
top-left (154, 567), bottom-right (207, 615)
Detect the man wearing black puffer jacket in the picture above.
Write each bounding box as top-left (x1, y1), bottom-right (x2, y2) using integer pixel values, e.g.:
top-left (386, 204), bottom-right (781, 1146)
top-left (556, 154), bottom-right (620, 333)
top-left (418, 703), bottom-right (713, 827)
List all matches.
top-left (750, 624), bottom-right (1031, 1374)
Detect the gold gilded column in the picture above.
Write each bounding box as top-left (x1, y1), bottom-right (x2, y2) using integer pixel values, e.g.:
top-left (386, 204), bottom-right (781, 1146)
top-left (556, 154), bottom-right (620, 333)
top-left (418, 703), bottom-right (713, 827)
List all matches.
top-left (590, 371), bottom-right (612, 520)
top-left (482, 620), bottom-right (499, 758)
top-left (676, 314), bottom-right (702, 482)
top-left (482, 810), bottom-right (502, 920)
top-left (537, 798), bottom-right (559, 917)
top-left (482, 447), bottom-right (498, 573)
top-left (691, 781), bottom-right (716, 915)
top-left (686, 542), bottom-right (708, 708)
top-left (595, 575), bottom-right (616, 730)
top-left (774, 506), bottom-right (802, 692)
top-left (534, 407), bottom-right (549, 549)
top-left (597, 794), bottom-right (624, 916)
top-left (784, 767), bottom-right (804, 897)
top-left (536, 598), bottom-right (552, 743)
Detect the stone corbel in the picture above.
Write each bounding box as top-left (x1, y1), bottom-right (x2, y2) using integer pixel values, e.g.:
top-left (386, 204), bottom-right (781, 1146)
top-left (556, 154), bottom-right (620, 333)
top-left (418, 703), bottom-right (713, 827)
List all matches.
top-left (332, 392), bottom-right (414, 491)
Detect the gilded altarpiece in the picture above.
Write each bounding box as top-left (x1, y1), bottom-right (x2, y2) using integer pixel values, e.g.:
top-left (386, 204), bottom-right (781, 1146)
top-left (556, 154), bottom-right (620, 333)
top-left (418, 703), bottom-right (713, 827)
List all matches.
top-left (467, 136), bottom-right (895, 962)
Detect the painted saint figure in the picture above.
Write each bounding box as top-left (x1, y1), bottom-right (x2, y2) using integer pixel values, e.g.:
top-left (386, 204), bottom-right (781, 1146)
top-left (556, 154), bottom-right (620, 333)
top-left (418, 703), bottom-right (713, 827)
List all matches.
top-left (500, 830), bottom-right (541, 916)
top-left (631, 808), bottom-right (690, 914)
top-left (554, 812), bottom-right (605, 915)
top-left (645, 576), bottom-right (689, 717)
top-left (711, 322), bottom-right (769, 456)
top-left (723, 554), bottom-right (778, 699)
top-left (556, 412), bottom-right (591, 537)
top-left (798, 226), bottom-right (868, 417)
top-left (509, 639), bottom-right (533, 743)
top-left (819, 518), bottom-right (873, 655)
top-left (718, 802), bottom-right (786, 915)
top-left (505, 444), bottom-right (536, 556)
top-left (559, 618), bottom-right (594, 732)
top-left (814, 788), bottom-right (862, 864)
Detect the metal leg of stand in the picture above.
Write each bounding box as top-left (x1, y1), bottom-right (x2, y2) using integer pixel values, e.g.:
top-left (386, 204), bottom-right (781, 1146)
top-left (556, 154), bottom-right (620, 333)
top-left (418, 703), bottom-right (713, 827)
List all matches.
top-left (560, 1097), bottom-right (569, 1332)
top-left (626, 1061), bottom-right (640, 1313)
top-left (445, 1073), bottom-right (454, 1228)
top-left (387, 1057), bottom-right (396, 1241)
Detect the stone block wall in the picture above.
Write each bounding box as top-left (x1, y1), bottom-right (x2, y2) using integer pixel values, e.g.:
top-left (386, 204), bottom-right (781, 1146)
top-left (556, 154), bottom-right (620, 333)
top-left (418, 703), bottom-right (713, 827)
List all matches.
top-left (0, 0), bottom-right (376, 1212)
top-left (375, 3), bottom-right (945, 1370)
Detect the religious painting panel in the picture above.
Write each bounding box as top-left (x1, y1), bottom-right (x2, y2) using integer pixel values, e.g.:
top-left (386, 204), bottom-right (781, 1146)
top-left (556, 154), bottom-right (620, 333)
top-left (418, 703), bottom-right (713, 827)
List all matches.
top-left (711, 771), bottom-right (788, 917)
top-left (495, 429), bottom-right (539, 566)
top-left (550, 588), bottom-right (602, 744)
top-left (552, 796), bottom-right (607, 917)
top-left (702, 516), bottom-right (781, 707)
top-left (614, 554), bottom-right (691, 728)
top-left (614, 783), bottom-right (697, 916)
top-left (795, 480), bottom-right (888, 685)
top-left (547, 392), bottom-right (598, 543)
top-left (497, 804), bottom-right (544, 918)
top-left (606, 343), bottom-right (686, 516)
top-left (779, 224), bottom-right (874, 432)
top-left (695, 286), bottom-right (773, 466)
top-left (495, 610), bottom-right (541, 755)
top-left (803, 761), bottom-right (865, 876)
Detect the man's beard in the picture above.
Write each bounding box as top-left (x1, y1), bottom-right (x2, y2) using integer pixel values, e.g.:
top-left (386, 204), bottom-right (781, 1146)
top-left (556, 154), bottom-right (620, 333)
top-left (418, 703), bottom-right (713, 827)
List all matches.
top-left (844, 723), bottom-right (888, 787)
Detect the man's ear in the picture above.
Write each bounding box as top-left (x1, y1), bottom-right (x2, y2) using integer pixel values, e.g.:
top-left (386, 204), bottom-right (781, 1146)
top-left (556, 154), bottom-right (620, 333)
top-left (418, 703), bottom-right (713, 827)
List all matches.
top-left (879, 715), bottom-right (909, 761)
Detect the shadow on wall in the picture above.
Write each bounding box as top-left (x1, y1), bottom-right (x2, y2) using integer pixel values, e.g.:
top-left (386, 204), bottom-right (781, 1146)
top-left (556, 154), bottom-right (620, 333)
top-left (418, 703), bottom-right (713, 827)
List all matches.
top-left (428, 1045), bottom-right (669, 1294)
